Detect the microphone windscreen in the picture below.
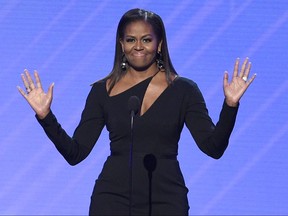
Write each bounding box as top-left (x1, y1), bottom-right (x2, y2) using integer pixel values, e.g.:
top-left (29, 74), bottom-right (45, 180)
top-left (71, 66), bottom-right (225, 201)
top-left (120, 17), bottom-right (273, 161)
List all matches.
top-left (143, 154), bottom-right (157, 172)
top-left (128, 96), bottom-right (140, 115)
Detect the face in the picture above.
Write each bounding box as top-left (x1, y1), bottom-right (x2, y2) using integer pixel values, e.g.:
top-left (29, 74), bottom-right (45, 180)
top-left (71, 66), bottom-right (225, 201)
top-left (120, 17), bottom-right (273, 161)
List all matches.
top-left (120, 20), bottom-right (162, 71)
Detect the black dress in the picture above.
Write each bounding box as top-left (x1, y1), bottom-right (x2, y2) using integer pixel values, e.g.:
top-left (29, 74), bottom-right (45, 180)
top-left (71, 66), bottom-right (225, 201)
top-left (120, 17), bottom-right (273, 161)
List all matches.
top-left (37, 75), bottom-right (238, 215)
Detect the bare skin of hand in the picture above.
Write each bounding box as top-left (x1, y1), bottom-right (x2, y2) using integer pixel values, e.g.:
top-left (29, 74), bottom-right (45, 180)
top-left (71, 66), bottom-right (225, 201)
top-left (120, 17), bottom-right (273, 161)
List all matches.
top-left (224, 58), bottom-right (256, 107)
top-left (17, 70), bottom-right (54, 119)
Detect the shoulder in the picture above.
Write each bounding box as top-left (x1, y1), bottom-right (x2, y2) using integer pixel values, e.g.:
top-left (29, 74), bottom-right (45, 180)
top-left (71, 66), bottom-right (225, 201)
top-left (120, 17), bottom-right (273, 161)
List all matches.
top-left (86, 79), bottom-right (107, 101)
top-left (172, 76), bottom-right (205, 102)
top-left (173, 76), bottom-right (199, 91)
top-left (89, 78), bottom-right (107, 93)
top-left (91, 78), bottom-right (106, 88)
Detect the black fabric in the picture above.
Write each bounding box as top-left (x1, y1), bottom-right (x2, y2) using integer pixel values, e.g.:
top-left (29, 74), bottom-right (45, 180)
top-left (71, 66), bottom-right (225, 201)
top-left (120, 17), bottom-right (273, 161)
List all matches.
top-left (37, 75), bottom-right (238, 215)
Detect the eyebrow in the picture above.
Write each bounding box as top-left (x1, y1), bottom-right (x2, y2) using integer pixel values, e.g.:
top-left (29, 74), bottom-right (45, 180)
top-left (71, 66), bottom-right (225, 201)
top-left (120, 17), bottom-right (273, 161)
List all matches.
top-left (124, 34), bottom-right (153, 38)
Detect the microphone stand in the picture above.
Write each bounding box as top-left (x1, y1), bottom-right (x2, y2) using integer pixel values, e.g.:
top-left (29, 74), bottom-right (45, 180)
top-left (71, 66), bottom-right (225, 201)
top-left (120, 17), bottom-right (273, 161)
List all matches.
top-left (129, 109), bottom-right (135, 216)
top-left (143, 154), bottom-right (157, 216)
top-left (128, 96), bottom-right (140, 216)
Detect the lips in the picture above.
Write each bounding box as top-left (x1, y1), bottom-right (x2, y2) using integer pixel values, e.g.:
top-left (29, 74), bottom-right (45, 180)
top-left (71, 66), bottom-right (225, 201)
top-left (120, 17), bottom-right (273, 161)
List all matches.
top-left (132, 52), bottom-right (145, 57)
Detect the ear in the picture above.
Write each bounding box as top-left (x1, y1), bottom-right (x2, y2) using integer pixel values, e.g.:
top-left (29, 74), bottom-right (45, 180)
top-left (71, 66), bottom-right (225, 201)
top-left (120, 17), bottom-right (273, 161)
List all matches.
top-left (119, 39), bottom-right (124, 52)
top-left (157, 40), bottom-right (163, 52)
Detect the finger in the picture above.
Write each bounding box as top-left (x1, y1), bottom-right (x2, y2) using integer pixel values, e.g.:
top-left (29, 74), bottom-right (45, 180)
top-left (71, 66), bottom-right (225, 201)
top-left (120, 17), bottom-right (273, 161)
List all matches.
top-left (246, 73), bottom-right (257, 86)
top-left (34, 70), bottom-right (42, 89)
top-left (223, 71), bottom-right (229, 87)
top-left (239, 57), bottom-right (249, 78)
top-left (233, 58), bottom-right (240, 78)
top-left (21, 72), bottom-right (30, 92)
top-left (47, 82), bottom-right (55, 99)
top-left (243, 61), bottom-right (252, 78)
top-left (25, 69), bottom-right (36, 90)
top-left (17, 86), bottom-right (28, 99)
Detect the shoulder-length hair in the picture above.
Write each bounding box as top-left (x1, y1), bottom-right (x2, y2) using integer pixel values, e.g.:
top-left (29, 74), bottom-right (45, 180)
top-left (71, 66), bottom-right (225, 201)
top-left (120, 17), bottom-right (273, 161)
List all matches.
top-left (105, 8), bottom-right (177, 94)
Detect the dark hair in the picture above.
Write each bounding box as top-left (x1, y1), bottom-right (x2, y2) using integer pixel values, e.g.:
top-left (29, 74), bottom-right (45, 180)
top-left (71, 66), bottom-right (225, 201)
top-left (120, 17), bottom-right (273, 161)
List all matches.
top-left (105, 8), bottom-right (177, 93)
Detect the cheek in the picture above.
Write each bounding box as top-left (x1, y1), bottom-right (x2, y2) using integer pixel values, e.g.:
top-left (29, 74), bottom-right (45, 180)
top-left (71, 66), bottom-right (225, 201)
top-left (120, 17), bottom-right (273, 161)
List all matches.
top-left (123, 45), bottom-right (133, 53)
top-left (147, 48), bottom-right (158, 58)
top-left (148, 43), bottom-right (159, 53)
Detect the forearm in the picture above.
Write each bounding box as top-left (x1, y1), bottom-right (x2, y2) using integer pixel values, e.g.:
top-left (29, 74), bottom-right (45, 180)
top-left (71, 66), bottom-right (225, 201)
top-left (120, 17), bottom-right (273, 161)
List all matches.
top-left (36, 111), bottom-right (94, 165)
top-left (199, 101), bottom-right (239, 159)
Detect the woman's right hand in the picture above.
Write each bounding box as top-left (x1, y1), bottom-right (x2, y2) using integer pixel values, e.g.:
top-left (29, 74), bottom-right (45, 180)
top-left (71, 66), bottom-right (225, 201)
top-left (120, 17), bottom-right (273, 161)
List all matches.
top-left (17, 70), bottom-right (54, 119)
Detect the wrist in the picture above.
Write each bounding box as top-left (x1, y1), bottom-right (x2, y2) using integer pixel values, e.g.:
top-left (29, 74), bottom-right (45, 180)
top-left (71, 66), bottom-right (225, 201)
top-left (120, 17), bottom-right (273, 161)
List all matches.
top-left (225, 99), bottom-right (238, 107)
top-left (36, 109), bottom-right (50, 120)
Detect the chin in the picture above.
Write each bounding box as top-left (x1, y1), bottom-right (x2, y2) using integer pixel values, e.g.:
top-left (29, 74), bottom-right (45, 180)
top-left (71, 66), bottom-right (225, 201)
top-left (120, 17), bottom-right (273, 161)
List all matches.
top-left (128, 62), bottom-right (155, 72)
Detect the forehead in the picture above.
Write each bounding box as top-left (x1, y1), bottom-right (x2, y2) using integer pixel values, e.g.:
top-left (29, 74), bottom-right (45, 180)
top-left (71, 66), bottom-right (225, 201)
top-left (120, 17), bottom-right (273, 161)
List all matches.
top-left (124, 20), bottom-right (155, 36)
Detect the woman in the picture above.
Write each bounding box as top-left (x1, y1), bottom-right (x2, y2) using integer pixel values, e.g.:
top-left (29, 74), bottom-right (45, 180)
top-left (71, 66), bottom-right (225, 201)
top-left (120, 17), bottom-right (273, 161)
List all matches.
top-left (17, 8), bottom-right (256, 215)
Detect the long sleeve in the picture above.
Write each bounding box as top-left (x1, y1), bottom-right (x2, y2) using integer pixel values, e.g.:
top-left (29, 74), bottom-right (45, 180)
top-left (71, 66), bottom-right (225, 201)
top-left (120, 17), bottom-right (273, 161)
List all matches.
top-left (184, 82), bottom-right (238, 159)
top-left (36, 83), bottom-right (106, 165)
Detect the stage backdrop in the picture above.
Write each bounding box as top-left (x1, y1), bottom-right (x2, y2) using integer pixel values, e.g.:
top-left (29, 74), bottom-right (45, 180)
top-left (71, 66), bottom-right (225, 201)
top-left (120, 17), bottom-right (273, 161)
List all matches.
top-left (1, 0), bottom-right (287, 215)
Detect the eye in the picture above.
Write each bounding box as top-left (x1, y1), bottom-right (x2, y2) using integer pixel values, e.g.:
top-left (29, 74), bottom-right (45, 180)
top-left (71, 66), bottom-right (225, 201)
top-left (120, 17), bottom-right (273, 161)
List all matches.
top-left (142, 38), bottom-right (152, 43)
top-left (126, 38), bottom-right (135, 43)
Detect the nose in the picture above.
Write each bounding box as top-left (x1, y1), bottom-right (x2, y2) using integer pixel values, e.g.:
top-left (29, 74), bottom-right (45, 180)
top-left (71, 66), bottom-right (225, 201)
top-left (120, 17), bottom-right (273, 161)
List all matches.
top-left (135, 40), bottom-right (143, 50)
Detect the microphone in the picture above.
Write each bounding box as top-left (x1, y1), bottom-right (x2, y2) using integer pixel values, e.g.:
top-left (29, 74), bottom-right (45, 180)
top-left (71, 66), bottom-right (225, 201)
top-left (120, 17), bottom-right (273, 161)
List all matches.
top-left (143, 154), bottom-right (157, 216)
top-left (128, 96), bottom-right (140, 216)
top-left (143, 154), bottom-right (157, 173)
top-left (128, 95), bottom-right (140, 117)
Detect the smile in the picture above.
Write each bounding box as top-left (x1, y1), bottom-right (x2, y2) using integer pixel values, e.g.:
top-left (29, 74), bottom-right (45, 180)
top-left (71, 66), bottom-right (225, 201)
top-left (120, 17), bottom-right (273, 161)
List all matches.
top-left (132, 52), bottom-right (145, 57)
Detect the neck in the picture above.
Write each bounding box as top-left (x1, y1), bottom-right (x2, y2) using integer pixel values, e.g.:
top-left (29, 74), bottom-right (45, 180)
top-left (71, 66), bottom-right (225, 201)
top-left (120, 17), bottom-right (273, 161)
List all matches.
top-left (127, 65), bottom-right (159, 80)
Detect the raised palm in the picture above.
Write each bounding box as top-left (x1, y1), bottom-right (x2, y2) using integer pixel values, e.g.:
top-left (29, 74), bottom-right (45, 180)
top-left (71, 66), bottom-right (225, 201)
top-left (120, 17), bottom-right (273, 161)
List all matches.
top-left (17, 70), bottom-right (54, 119)
top-left (223, 58), bottom-right (256, 107)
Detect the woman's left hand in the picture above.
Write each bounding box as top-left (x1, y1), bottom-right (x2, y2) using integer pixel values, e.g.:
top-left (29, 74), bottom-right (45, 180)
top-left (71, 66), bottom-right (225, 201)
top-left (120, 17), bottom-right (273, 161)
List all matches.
top-left (223, 57), bottom-right (256, 107)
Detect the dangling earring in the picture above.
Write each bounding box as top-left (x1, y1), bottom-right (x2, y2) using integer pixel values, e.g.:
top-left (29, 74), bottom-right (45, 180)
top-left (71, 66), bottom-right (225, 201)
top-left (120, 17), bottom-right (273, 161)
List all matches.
top-left (156, 51), bottom-right (164, 70)
top-left (121, 53), bottom-right (127, 71)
